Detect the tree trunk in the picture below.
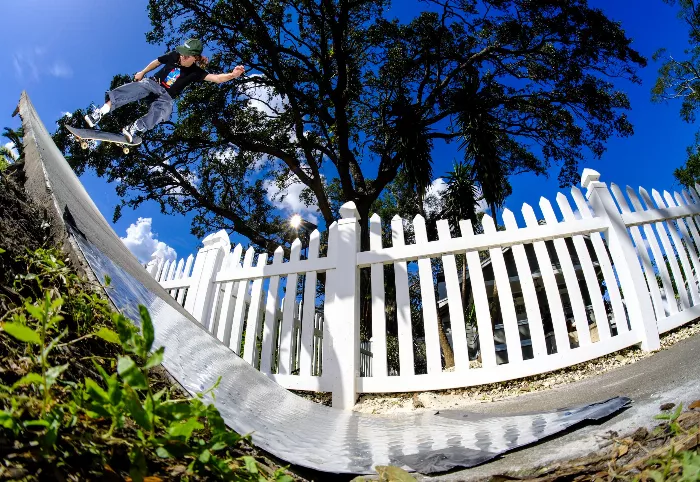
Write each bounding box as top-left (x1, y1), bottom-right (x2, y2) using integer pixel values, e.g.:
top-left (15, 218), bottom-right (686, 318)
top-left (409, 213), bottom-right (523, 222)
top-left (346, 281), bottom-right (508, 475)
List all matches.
top-left (436, 306), bottom-right (455, 368)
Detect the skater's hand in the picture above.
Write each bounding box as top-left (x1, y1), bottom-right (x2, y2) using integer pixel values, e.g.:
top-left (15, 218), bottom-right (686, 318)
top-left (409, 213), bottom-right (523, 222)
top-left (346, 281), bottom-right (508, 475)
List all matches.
top-left (231, 65), bottom-right (245, 78)
top-left (134, 71), bottom-right (145, 81)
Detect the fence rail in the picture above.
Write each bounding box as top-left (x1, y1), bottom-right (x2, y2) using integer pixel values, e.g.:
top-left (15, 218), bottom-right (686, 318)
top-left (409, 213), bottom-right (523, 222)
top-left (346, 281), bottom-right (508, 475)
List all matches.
top-left (146, 168), bottom-right (700, 409)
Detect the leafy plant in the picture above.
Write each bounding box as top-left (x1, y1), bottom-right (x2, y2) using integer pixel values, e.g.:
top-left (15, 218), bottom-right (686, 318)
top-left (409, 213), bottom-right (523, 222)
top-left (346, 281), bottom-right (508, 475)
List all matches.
top-left (1, 246), bottom-right (294, 481)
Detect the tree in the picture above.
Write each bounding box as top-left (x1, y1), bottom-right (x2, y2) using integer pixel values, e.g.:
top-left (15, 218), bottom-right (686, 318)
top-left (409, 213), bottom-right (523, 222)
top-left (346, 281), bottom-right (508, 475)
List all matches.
top-left (653, 0), bottom-right (700, 187)
top-left (1, 127), bottom-right (22, 170)
top-left (55, 0), bottom-right (645, 253)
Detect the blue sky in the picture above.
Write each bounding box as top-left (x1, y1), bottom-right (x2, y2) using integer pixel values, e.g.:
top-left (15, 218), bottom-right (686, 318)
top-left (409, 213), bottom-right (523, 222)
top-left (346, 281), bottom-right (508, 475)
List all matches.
top-left (1, 0), bottom-right (697, 262)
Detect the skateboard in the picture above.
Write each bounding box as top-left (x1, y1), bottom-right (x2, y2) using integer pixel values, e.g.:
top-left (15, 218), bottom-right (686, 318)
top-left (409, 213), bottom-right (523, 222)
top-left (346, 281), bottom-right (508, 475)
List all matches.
top-left (66, 125), bottom-right (142, 155)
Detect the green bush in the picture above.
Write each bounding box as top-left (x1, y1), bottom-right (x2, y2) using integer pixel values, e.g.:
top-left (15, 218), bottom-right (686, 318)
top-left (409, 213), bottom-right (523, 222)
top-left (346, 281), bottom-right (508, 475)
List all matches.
top-left (0, 247), bottom-right (294, 481)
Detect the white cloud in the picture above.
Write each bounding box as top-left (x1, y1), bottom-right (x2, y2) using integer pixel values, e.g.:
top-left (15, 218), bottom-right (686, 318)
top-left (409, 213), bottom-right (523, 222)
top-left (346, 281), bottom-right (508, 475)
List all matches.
top-left (49, 61), bottom-right (73, 79)
top-left (13, 52), bottom-right (39, 82)
top-left (120, 217), bottom-right (177, 263)
top-left (60, 111), bottom-right (73, 119)
top-left (12, 48), bottom-right (72, 82)
top-left (423, 178), bottom-right (447, 217)
top-left (244, 75), bottom-right (288, 118)
top-left (426, 178), bottom-right (447, 197)
top-left (263, 178), bottom-right (319, 224)
top-left (3, 142), bottom-right (18, 160)
top-left (422, 178), bottom-right (488, 217)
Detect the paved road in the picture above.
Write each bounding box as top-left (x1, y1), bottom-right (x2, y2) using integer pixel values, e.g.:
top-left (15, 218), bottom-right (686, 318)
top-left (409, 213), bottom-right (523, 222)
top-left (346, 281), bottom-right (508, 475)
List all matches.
top-left (426, 330), bottom-right (700, 480)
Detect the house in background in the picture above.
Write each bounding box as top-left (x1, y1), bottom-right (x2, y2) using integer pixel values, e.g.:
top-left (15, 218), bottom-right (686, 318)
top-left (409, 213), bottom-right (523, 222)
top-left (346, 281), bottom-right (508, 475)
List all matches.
top-left (436, 236), bottom-right (620, 364)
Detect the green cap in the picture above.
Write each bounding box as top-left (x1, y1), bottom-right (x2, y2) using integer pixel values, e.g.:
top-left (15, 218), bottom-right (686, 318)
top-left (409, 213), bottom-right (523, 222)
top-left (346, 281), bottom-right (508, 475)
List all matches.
top-left (175, 38), bottom-right (203, 56)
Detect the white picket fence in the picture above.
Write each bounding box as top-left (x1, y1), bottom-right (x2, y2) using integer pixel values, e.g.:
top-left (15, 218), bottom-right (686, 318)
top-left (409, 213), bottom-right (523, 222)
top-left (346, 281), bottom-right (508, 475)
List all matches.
top-left (146, 169), bottom-right (700, 409)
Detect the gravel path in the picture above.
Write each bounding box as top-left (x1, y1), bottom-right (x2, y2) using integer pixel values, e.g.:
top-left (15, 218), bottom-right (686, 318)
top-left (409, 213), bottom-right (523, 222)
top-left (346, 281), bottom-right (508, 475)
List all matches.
top-left (352, 318), bottom-right (700, 414)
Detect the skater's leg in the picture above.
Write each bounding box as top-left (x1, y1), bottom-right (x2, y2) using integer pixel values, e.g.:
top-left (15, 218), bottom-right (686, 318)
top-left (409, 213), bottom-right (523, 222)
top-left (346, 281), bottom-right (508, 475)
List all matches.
top-left (107, 79), bottom-right (156, 110)
top-left (122, 90), bottom-right (173, 141)
top-left (85, 80), bottom-right (155, 127)
top-left (138, 95), bottom-right (174, 130)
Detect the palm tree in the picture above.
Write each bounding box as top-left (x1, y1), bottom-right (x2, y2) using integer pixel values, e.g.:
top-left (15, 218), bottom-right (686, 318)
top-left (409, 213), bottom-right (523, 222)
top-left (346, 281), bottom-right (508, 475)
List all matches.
top-left (449, 73), bottom-right (513, 221)
top-left (440, 161), bottom-right (483, 361)
top-left (2, 127), bottom-right (24, 162)
top-left (0, 145), bottom-right (17, 171)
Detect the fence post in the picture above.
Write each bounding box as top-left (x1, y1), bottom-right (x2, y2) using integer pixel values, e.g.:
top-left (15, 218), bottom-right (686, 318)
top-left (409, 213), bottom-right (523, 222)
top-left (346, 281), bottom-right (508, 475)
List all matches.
top-left (583, 169), bottom-right (661, 351)
top-left (326, 202), bottom-right (361, 410)
top-left (184, 229), bottom-right (230, 324)
top-left (145, 258), bottom-right (159, 278)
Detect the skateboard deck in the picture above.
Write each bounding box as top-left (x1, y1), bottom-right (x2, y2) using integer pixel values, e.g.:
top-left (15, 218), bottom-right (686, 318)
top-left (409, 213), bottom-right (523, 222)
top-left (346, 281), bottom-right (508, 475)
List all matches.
top-left (66, 125), bottom-right (142, 154)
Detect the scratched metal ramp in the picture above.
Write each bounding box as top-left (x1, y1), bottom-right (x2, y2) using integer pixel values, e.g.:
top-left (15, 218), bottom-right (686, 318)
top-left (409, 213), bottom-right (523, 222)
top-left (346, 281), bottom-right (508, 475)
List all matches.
top-left (18, 92), bottom-right (630, 474)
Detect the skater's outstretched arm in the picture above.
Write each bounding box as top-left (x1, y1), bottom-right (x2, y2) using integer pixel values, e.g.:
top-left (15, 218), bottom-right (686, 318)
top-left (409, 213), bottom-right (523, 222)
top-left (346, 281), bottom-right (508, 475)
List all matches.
top-left (134, 59), bottom-right (162, 81)
top-left (204, 65), bottom-right (245, 84)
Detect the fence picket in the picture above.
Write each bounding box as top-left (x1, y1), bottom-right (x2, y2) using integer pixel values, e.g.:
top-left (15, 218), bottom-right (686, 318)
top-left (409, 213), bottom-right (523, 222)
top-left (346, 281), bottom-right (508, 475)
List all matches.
top-left (205, 278), bottom-right (223, 334)
top-left (413, 215), bottom-right (443, 373)
top-left (178, 254), bottom-right (195, 305)
top-left (522, 204), bottom-right (570, 354)
top-left (639, 187), bottom-right (689, 309)
top-left (677, 191), bottom-right (700, 290)
top-left (299, 231), bottom-right (321, 376)
top-left (313, 312), bottom-right (324, 376)
top-left (436, 219), bottom-right (470, 370)
top-left (322, 222), bottom-right (338, 379)
top-left (278, 240), bottom-right (302, 374)
top-left (243, 253), bottom-right (268, 368)
top-left (654, 190), bottom-right (698, 305)
top-left (230, 247), bottom-right (255, 354)
top-left (482, 215), bottom-right (523, 362)
top-left (572, 187), bottom-right (620, 338)
top-left (260, 247), bottom-right (284, 374)
top-left (502, 209), bottom-right (547, 357)
top-left (171, 258), bottom-right (185, 298)
top-left (459, 219), bottom-right (497, 368)
top-left (626, 187), bottom-right (676, 316)
top-left (608, 185), bottom-right (663, 324)
top-left (687, 187), bottom-right (700, 248)
top-left (155, 258), bottom-right (166, 282)
top-left (215, 245), bottom-right (243, 345)
top-left (672, 190), bottom-right (700, 290)
top-left (166, 259), bottom-right (177, 281)
top-left (392, 215), bottom-right (415, 375)
top-left (556, 193), bottom-right (608, 344)
top-left (369, 214), bottom-right (388, 376)
top-left (207, 249), bottom-right (234, 334)
top-left (539, 198), bottom-right (591, 348)
top-left (662, 191), bottom-right (700, 305)
top-left (174, 258), bottom-right (185, 280)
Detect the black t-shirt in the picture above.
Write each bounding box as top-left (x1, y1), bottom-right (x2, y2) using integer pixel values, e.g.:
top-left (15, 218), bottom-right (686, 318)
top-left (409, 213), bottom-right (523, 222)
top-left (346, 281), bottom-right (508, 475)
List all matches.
top-left (152, 51), bottom-right (208, 98)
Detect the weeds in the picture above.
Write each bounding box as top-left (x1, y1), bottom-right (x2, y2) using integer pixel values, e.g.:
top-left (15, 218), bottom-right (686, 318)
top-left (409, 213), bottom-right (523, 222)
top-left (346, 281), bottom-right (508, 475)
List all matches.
top-left (0, 246), bottom-right (294, 481)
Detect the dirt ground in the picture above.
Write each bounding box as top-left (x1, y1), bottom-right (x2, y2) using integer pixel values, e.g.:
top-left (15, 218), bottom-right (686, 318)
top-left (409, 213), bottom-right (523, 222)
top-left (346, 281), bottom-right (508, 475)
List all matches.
top-left (0, 165), bottom-right (50, 285)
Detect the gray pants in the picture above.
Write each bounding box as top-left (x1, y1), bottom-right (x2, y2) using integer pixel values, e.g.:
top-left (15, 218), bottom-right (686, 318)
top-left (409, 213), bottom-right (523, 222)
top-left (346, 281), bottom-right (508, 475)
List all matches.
top-left (107, 78), bottom-right (173, 131)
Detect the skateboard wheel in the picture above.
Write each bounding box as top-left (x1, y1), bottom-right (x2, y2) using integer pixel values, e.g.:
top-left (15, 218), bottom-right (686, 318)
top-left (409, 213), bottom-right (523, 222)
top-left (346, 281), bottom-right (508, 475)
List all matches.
top-left (123, 147), bottom-right (130, 155)
top-left (81, 142), bottom-right (88, 150)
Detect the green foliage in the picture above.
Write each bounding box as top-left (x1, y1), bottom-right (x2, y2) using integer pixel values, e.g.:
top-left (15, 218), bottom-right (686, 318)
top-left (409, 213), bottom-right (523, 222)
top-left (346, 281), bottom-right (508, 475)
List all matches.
top-left (0, 126), bottom-right (22, 170)
top-left (655, 403), bottom-right (685, 436)
top-left (0, 247), bottom-right (294, 481)
top-left (654, 1), bottom-right (700, 187)
top-left (55, 0), bottom-right (645, 250)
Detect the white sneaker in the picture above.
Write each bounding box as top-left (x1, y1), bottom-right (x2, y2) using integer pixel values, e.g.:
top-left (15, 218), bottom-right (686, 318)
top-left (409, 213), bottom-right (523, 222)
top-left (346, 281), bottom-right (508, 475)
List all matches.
top-left (84, 107), bottom-right (103, 128)
top-left (122, 123), bottom-right (140, 143)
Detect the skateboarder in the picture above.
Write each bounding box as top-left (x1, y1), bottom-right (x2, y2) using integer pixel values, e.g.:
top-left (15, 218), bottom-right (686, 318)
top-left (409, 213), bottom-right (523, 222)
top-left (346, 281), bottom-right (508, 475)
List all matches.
top-left (84, 38), bottom-right (245, 142)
